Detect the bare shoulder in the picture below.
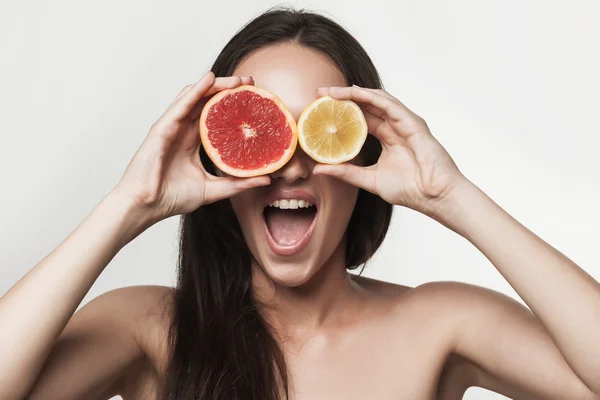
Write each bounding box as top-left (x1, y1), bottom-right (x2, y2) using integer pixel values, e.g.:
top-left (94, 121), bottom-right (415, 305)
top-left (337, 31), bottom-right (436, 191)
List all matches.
top-left (351, 274), bottom-right (519, 329)
top-left (350, 277), bottom-right (523, 394)
top-left (103, 284), bottom-right (174, 363)
top-left (409, 280), bottom-right (529, 325)
top-left (104, 284), bottom-right (175, 399)
top-left (28, 285), bottom-right (174, 400)
top-left (392, 279), bottom-right (530, 351)
top-left (89, 284), bottom-right (173, 338)
top-left (89, 284), bottom-right (174, 365)
top-left (90, 284), bottom-right (173, 315)
top-left (349, 273), bottom-right (413, 297)
top-left (370, 278), bottom-right (525, 321)
top-left (402, 280), bottom-right (542, 392)
top-left (102, 284), bottom-right (173, 322)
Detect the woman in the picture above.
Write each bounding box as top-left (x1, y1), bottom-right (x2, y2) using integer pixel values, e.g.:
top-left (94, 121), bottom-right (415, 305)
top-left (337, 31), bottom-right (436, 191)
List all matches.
top-left (1, 7), bottom-right (599, 400)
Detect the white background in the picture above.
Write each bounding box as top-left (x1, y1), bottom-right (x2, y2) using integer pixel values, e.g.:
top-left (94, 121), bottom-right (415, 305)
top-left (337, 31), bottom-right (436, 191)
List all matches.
top-left (1, 1), bottom-right (599, 399)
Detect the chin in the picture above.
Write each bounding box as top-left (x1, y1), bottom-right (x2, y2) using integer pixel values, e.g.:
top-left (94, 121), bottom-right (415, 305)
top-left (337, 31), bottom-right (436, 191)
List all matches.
top-left (258, 259), bottom-right (318, 288)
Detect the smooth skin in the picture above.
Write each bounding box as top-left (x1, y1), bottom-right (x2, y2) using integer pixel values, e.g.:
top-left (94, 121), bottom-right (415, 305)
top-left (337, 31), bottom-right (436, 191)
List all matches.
top-left (1, 42), bottom-right (599, 399)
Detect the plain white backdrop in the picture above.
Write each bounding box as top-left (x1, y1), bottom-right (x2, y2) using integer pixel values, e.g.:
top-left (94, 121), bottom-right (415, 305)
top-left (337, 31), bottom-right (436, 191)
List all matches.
top-left (1, 1), bottom-right (599, 399)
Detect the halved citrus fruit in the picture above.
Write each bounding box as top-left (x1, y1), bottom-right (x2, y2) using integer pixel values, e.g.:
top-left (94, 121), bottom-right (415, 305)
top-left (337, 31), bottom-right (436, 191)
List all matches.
top-left (297, 96), bottom-right (368, 164)
top-left (199, 85), bottom-right (297, 177)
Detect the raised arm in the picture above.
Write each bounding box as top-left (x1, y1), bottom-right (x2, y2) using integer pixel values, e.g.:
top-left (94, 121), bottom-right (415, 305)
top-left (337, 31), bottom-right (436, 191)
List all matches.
top-left (313, 84), bottom-right (600, 398)
top-left (0, 192), bottom-right (149, 399)
top-left (432, 181), bottom-right (600, 398)
top-left (0, 71), bottom-right (268, 399)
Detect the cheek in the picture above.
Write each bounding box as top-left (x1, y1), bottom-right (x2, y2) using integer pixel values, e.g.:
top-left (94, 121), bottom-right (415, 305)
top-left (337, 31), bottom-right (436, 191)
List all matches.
top-left (324, 177), bottom-right (360, 225)
top-left (229, 192), bottom-right (255, 228)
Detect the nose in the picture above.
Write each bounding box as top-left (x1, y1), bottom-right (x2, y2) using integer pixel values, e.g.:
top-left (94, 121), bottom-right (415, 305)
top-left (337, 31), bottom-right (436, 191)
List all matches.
top-left (270, 147), bottom-right (313, 183)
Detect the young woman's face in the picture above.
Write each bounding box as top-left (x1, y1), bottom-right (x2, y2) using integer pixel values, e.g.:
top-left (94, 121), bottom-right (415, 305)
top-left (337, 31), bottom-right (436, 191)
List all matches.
top-left (229, 42), bottom-right (360, 287)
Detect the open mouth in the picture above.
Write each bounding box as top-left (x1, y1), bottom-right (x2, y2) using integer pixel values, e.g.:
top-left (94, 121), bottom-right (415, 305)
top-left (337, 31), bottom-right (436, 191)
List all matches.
top-left (262, 199), bottom-right (318, 256)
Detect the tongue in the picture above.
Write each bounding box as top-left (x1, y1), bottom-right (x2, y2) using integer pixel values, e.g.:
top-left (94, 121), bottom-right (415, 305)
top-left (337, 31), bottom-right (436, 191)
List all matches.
top-left (265, 208), bottom-right (316, 246)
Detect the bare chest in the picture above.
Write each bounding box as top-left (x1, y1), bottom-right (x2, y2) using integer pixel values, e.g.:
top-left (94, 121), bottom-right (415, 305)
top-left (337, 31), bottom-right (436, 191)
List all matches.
top-left (127, 324), bottom-right (452, 400)
top-left (281, 325), bottom-right (450, 400)
top-left (124, 284), bottom-right (463, 400)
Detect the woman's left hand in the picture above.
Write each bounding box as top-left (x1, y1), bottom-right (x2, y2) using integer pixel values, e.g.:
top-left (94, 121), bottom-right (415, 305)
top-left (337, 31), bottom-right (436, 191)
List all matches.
top-left (312, 85), bottom-right (470, 219)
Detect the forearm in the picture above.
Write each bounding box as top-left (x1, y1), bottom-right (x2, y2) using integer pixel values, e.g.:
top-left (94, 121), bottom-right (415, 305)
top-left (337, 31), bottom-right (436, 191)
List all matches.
top-left (439, 179), bottom-right (600, 394)
top-left (0, 190), bottom-right (151, 398)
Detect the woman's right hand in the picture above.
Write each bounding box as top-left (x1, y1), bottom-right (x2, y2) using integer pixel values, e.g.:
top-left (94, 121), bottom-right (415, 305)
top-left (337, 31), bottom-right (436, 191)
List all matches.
top-left (112, 71), bottom-right (271, 226)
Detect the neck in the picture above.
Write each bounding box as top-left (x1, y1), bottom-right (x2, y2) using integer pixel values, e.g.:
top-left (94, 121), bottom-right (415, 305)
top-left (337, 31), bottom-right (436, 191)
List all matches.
top-left (250, 243), bottom-right (366, 338)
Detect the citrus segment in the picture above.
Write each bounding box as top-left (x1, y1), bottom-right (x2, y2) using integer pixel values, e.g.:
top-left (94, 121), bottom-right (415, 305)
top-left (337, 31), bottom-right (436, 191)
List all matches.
top-left (297, 96), bottom-right (368, 164)
top-left (199, 85), bottom-right (297, 177)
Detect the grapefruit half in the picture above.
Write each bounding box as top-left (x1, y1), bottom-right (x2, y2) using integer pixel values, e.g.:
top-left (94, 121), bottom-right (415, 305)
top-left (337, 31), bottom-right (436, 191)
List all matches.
top-left (199, 85), bottom-right (297, 177)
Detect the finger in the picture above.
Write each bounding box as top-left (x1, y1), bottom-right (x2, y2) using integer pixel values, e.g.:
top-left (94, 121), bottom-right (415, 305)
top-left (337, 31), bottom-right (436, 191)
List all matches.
top-left (203, 175), bottom-right (271, 204)
top-left (316, 85), bottom-right (404, 121)
top-left (371, 88), bottom-right (402, 104)
top-left (359, 102), bottom-right (384, 119)
top-left (175, 118), bottom-right (203, 151)
top-left (361, 108), bottom-right (396, 146)
top-left (361, 87), bottom-right (426, 124)
top-left (165, 71), bottom-right (216, 122)
top-left (242, 75), bottom-right (254, 85)
top-left (312, 163), bottom-right (377, 194)
top-left (167, 76), bottom-right (252, 111)
top-left (316, 85), bottom-right (420, 139)
top-left (169, 84), bottom-right (194, 108)
top-left (203, 75), bottom-right (254, 98)
top-left (320, 86), bottom-right (403, 110)
top-left (188, 76), bottom-right (254, 120)
top-left (354, 90), bottom-right (437, 153)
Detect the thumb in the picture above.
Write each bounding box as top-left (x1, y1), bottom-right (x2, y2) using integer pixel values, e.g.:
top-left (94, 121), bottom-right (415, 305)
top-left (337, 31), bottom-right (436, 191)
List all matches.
top-left (203, 175), bottom-right (271, 204)
top-left (312, 163), bottom-right (377, 194)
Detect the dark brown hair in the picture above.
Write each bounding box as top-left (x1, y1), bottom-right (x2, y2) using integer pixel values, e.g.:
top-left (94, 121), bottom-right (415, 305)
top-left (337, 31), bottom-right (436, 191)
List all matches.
top-left (159, 6), bottom-right (393, 399)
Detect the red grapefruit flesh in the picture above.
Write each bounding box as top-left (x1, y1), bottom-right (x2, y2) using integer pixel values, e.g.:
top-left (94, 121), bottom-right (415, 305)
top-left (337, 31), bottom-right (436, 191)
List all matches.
top-left (199, 85), bottom-right (297, 177)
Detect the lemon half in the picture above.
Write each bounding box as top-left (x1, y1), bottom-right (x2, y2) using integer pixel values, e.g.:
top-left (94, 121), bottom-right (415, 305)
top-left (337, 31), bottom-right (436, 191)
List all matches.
top-left (297, 96), bottom-right (368, 164)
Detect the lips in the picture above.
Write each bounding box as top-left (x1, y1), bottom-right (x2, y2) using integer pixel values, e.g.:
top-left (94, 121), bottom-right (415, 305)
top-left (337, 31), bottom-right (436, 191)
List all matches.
top-left (262, 190), bottom-right (319, 257)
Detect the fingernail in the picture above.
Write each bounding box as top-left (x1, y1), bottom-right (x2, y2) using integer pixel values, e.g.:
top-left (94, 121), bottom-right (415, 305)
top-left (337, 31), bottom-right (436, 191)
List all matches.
top-left (256, 176), bottom-right (270, 185)
top-left (312, 165), bottom-right (325, 174)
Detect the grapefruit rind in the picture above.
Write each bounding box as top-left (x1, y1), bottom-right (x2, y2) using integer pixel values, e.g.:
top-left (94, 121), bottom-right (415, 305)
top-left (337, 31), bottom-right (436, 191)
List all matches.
top-left (199, 84), bottom-right (298, 177)
top-left (297, 96), bottom-right (368, 164)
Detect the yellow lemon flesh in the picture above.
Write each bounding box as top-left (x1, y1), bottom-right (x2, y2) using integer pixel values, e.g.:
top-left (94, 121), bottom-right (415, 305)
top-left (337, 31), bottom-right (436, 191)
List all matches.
top-left (297, 96), bottom-right (368, 164)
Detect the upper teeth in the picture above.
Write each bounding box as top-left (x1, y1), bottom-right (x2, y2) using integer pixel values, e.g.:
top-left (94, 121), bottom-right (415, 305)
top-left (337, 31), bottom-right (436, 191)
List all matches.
top-left (267, 199), bottom-right (314, 209)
